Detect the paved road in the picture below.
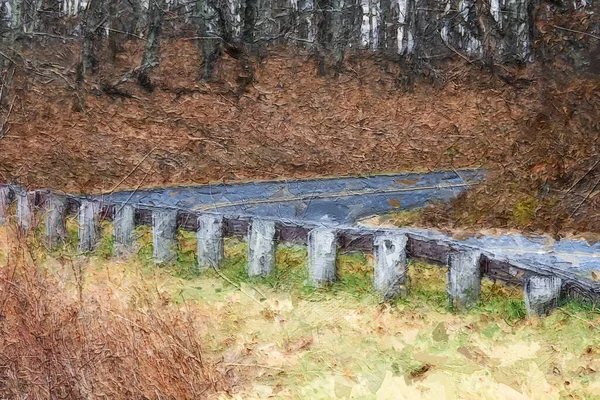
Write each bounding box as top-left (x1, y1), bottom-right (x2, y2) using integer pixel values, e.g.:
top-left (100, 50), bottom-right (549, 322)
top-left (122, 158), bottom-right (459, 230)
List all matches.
top-left (93, 169), bottom-right (600, 278)
top-left (97, 169), bottom-right (483, 226)
top-left (383, 226), bottom-right (600, 278)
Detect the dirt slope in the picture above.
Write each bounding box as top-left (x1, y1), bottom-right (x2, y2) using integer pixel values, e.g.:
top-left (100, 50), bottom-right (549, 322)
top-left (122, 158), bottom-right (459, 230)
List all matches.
top-left (0, 38), bottom-right (598, 234)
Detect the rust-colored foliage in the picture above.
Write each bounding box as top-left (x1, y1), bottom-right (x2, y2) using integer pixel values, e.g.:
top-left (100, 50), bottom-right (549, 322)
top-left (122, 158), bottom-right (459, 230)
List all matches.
top-left (0, 4), bottom-right (599, 235)
top-left (0, 226), bottom-right (237, 398)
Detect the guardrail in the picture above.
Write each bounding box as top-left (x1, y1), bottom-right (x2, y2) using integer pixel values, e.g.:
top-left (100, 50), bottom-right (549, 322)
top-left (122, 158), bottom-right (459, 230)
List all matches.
top-left (2, 185), bottom-right (599, 318)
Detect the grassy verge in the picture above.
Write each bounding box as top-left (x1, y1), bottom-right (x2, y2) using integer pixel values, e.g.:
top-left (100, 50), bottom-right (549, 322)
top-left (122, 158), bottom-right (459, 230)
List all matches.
top-left (3, 221), bottom-right (600, 399)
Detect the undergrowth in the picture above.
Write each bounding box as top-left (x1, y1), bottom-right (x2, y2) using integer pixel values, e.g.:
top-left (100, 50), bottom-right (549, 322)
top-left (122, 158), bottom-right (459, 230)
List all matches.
top-left (2, 219), bottom-right (600, 398)
top-left (32, 218), bottom-right (600, 322)
top-left (0, 223), bottom-right (234, 399)
top-left (124, 226), bottom-right (597, 322)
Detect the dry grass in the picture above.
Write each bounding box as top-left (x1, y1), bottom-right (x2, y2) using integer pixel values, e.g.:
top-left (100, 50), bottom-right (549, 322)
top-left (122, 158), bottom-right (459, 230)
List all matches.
top-left (0, 225), bottom-right (237, 399)
top-left (2, 221), bottom-right (600, 399)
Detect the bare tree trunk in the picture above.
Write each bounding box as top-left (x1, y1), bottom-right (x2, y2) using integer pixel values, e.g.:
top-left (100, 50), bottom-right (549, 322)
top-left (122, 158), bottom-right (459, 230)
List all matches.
top-left (82, 0), bottom-right (105, 75)
top-left (294, 0), bottom-right (315, 43)
top-left (39, 0), bottom-right (61, 32)
top-left (476, 0), bottom-right (501, 69)
top-left (243, 0), bottom-right (258, 45)
top-left (9, 0), bottom-right (24, 41)
top-left (139, 0), bottom-right (166, 89)
top-left (130, 0), bottom-right (145, 36)
top-left (0, 0), bottom-right (14, 72)
top-left (194, 0), bottom-right (220, 79)
top-left (316, 0), bottom-right (354, 75)
top-left (108, 0), bottom-right (121, 61)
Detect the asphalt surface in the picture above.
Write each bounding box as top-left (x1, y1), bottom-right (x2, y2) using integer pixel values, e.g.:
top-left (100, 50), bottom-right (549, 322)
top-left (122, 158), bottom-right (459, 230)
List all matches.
top-left (96, 169), bottom-right (483, 226)
top-left (92, 169), bottom-right (600, 278)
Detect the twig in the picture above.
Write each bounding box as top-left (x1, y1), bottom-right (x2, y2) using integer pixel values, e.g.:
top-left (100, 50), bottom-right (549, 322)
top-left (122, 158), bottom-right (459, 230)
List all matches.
top-left (439, 31), bottom-right (475, 64)
top-left (210, 265), bottom-right (265, 307)
top-left (570, 174), bottom-right (600, 218)
top-left (107, 146), bottom-right (158, 194)
top-left (182, 36), bottom-right (224, 41)
top-left (107, 28), bottom-right (145, 40)
top-left (103, 307), bottom-right (150, 333)
top-left (559, 309), bottom-right (600, 329)
top-left (565, 157), bottom-right (600, 194)
top-left (23, 31), bottom-right (78, 41)
top-left (0, 50), bottom-right (16, 65)
top-left (552, 25), bottom-right (600, 40)
top-left (0, 95), bottom-right (16, 139)
top-left (224, 363), bottom-right (284, 371)
top-left (115, 163), bottom-right (156, 212)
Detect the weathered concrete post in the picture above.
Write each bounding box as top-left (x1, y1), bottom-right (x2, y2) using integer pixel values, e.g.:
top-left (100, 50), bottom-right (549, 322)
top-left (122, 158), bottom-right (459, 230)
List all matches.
top-left (197, 214), bottom-right (224, 270)
top-left (524, 276), bottom-right (562, 317)
top-left (78, 200), bottom-right (101, 252)
top-left (16, 189), bottom-right (34, 232)
top-left (247, 219), bottom-right (276, 277)
top-left (374, 232), bottom-right (409, 300)
top-left (308, 228), bottom-right (338, 285)
top-left (45, 193), bottom-right (67, 247)
top-left (152, 209), bottom-right (178, 264)
top-left (447, 250), bottom-right (482, 310)
top-left (0, 186), bottom-right (10, 226)
top-left (113, 204), bottom-right (136, 256)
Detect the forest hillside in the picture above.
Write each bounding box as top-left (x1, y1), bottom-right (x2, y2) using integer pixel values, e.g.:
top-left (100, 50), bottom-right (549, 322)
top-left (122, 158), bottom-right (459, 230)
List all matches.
top-left (0, 0), bottom-right (598, 234)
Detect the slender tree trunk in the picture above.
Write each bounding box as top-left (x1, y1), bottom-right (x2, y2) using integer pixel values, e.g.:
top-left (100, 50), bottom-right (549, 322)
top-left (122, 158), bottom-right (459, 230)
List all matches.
top-left (39, 0), bottom-right (61, 32)
top-left (476, 0), bottom-right (501, 70)
top-left (108, 0), bottom-right (121, 61)
top-left (10, 0), bottom-right (24, 41)
top-left (139, 0), bottom-right (166, 89)
top-left (82, 0), bottom-right (105, 75)
top-left (243, 0), bottom-right (258, 45)
top-left (194, 0), bottom-right (220, 79)
top-left (130, 0), bottom-right (145, 36)
top-left (0, 0), bottom-right (13, 71)
top-left (316, 0), bottom-right (350, 75)
top-left (140, 0), bottom-right (166, 71)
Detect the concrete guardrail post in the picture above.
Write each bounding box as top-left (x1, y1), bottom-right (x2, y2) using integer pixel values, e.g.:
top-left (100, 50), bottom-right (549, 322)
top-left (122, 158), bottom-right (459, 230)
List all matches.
top-left (197, 214), bottom-right (224, 270)
top-left (247, 219), bottom-right (276, 277)
top-left (79, 200), bottom-right (101, 252)
top-left (0, 186), bottom-right (10, 226)
top-left (16, 189), bottom-right (34, 232)
top-left (447, 250), bottom-right (482, 310)
top-left (308, 228), bottom-right (338, 285)
top-left (113, 204), bottom-right (136, 256)
top-left (152, 209), bottom-right (178, 264)
top-left (524, 276), bottom-right (562, 317)
top-left (374, 232), bottom-right (409, 300)
top-left (45, 193), bottom-right (67, 247)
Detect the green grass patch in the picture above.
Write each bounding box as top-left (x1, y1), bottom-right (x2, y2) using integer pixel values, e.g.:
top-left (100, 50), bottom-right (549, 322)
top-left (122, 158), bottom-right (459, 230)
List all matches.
top-left (394, 261), bottom-right (449, 311)
top-left (47, 216), bottom-right (83, 258)
top-left (475, 279), bottom-right (527, 324)
top-left (135, 225), bottom-right (154, 265)
top-left (333, 251), bottom-right (376, 299)
top-left (95, 221), bottom-right (115, 260)
top-left (41, 221), bottom-right (600, 329)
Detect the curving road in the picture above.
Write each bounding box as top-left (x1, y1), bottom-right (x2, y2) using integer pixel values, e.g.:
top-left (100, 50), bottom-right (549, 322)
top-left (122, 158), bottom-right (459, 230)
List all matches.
top-left (92, 169), bottom-right (600, 279)
top-left (97, 169), bottom-right (483, 226)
